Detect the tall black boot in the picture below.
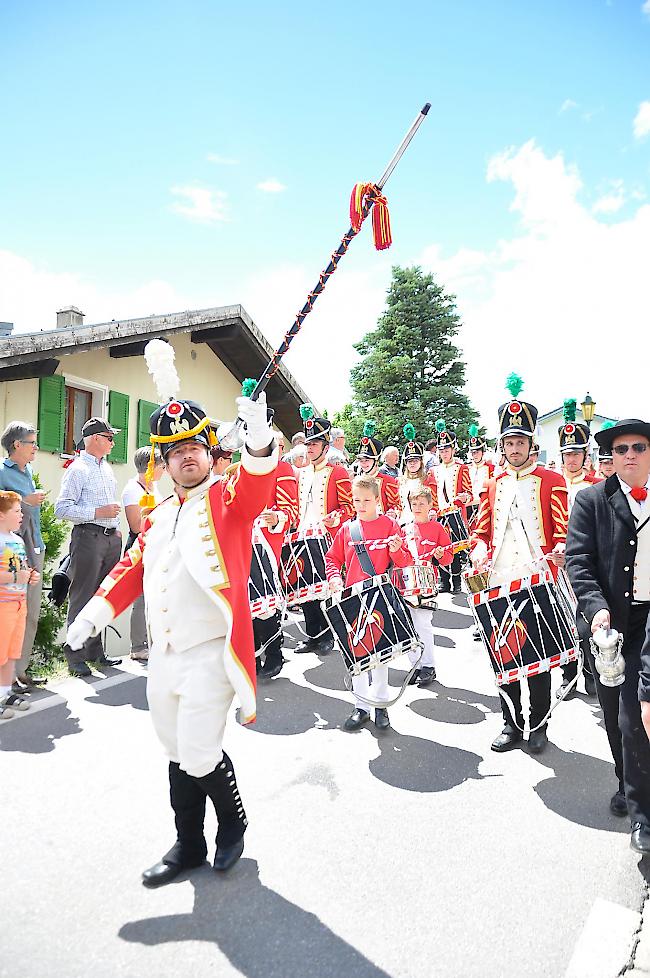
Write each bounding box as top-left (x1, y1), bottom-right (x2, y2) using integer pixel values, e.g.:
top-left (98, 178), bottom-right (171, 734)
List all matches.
top-left (192, 751), bottom-right (247, 870)
top-left (142, 762), bottom-right (208, 888)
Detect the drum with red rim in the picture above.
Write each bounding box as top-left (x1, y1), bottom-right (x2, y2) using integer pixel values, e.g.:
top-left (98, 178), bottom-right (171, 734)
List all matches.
top-left (471, 569), bottom-right (579, 685)
top-left (279, 527), bottom-right (332, 605)
top-left (437, 506), bottom-right (470, 554)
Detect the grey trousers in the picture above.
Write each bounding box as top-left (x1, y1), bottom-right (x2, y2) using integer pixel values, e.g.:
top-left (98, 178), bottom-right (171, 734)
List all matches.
top-left (130, 594), bottom-right (148, 652)
top-left (17, 549), bottom-right (44, 675)
top-left (65, 525), bottom-right (122, 665)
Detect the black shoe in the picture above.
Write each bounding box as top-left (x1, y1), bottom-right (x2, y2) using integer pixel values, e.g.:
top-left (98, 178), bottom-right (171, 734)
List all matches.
top-left (556, 681), bottom-right (576, 701)
top-left (344, 708), bottom-right (370, 731)
top-left (438, 580), bottom-right (451, 594)
top-left (472, 629), bottom-right (482, 642)
top-left (213, 837), bottom-right (244, 872)
top-left (630, 823), bottom-right (650, 855)
top-left (417, 666), bottom-right (436, 686)
top-left (94, 655), bottom-right (122, 667)
top-left (69, 663), bottom-right (92, 677)
top-left (255, 657), bottom-right (263, 674)
top-left (584, 674), bottom-right (597, 697)
top-left (259, 656), bottom-right (283, 680)
top-left (451, 578), bottom-right (462, 594)
top-left (610, 790), bottom-right (628, 817)
top-left (528, 726), bottom-right (549, 754)
top-left (17, 672), bottom-right (46, 687)
top-left (408, 668), bottom-right (421, 685)
top-left (142, 843), bottom-right (205, 888)
top-left (491, 726), bottom-right (523, 752)
top-left (313, 636), bottom-right (334, 655)
top-left (374, 708), bottom-right (390, 730)
top-left (294, 639), bottom-right (318, 654)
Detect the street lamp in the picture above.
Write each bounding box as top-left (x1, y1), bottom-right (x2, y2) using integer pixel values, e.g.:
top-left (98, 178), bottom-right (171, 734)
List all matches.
top-left (581, 392), bottom-right (596, 426)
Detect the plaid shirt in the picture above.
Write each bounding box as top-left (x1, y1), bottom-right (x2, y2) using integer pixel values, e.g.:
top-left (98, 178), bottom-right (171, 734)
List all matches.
top-left (54, 451), bottom-right (120, 528)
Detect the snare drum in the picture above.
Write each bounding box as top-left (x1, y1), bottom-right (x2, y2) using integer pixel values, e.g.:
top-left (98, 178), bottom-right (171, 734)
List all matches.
top-left (248, 540), bottom-right (283, 620)
top-left (437, 506), bottom-right (470, 554)
top-left (471, 569), bottom-right (579, 685)
top-left (280, 527), bottom-right (332, 605)
top-left (392, 563), bottom-right (438, 602)
top-left (321, 573), bottom-right (422, 678)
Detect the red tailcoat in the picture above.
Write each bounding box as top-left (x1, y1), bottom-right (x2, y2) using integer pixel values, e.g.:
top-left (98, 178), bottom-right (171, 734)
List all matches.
top-left (298, 462), bottom-right (354, 527)
top-left (80, 457), bottom-right (277, 724)
top-left (377, 471), bottom-right (401, 515)
top-left (259, 459), bottom-right (299, 563)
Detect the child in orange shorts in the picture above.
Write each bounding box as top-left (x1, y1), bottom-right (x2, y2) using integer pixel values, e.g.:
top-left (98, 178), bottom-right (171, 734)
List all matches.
top-left (0, 491), bottom-right (40, 719)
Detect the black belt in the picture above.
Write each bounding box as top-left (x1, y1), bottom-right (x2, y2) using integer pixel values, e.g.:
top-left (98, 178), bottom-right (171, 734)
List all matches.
top-left (76, 524), bottom-right (118, 536)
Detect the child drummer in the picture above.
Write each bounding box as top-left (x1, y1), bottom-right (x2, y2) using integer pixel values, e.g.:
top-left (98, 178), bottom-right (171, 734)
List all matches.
top-left (404, 485), bottom-right (453, 686)
top-left (325, 475), bottom-right (411, 732)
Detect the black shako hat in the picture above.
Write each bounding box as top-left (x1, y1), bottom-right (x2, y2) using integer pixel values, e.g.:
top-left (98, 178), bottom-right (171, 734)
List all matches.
top-left (595, 419), bottom-right (650, 454)
top-left (149, 399), bottom-right (214, 458)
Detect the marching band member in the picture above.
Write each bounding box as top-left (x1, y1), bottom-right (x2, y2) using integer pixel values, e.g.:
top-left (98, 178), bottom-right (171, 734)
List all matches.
top-left (557, 400), bottom-right (598, 699)
top-left (65, 377), bottom-right (278, 886)
top-left (325, 475), bottom-right (411, 732)
top-left (355, 421), bottom-right (401, 517)
top-left (294, 405), bottom-right (353, 655)
top-left (428, 420), bottom-right (472, 594)
top-left (595, 422), bottom-right (615, 481)
top-left (404, 484), bottom-right (453, 686)
top-left (399, 423), bottom-right (427, 524)
top-left (470, 376), bottom-right (569, 755)
top-left (467, 424), bottom-right (494, 526)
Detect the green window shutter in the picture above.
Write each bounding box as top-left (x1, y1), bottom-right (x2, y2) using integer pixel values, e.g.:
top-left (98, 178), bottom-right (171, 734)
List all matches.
top-left (108, 390), bottom-right (130, 464)
top-left (137, 399), bottom-right (159, 448)
top-left (37, 375), bottom-right (65, 453)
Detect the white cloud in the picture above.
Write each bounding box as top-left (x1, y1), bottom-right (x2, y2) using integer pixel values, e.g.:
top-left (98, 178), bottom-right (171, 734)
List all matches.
top-left (559, 98), bottom-right (578, 113)
top-left (643, 1), bottom-right (650, 18)
top-left (256, 178), bottom-right (287, 194)
top-left (206, 153), bottom-right (239, 165)
top-left (169, 185), bottom-right (229, 223)
top-left (422, 140), bottom-right (650, 429)
top-left (0, 250), bottom-right (202, 333)
top-left (592, 179), bottom-right (626, 214)
top-left (633, 101), bottom-right (650, 139)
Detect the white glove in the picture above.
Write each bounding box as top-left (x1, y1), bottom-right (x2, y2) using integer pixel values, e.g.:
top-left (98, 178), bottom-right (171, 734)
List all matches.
top-left (236, 391), bottom-right (273, 453)
top-left (66, 617), bottom-right (95, 651)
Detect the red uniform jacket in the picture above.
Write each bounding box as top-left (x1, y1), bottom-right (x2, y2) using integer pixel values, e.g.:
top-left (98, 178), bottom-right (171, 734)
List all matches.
top-left (472, 465), bottom-right (569, 568)
top-left (298, 462), bottom-right (354, 527)
top-left (325, 514), bottom-right (411, 587)
top-left (426, 463), bottom-right (473, 520)
top-left (80, 456), bottom-right (277, 724)
top-left (259, 459), bottom-right (299, 563)
top-left (377, 471), bottom-right (401, 516)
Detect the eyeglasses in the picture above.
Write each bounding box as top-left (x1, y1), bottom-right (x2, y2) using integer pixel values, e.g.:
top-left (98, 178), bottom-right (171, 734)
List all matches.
top-left (19, 440), bottom-right (37, 446)
top-left (98, 433), bottom-right (115, 442)
top-left (612, 443), bottom-right (648, 456)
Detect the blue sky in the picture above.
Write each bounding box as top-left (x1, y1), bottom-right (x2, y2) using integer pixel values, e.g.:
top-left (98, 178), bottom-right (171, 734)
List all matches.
top-left (1, 0), bottom-right (649, 427)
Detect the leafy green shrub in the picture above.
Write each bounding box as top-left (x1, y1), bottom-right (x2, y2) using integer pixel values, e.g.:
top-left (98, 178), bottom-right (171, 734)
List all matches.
top-left (32, 474), bottom-right (69, 670)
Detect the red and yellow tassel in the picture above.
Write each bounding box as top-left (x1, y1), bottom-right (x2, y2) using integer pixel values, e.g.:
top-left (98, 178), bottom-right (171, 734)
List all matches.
top-left (349, 182), bottom-right (392, 250)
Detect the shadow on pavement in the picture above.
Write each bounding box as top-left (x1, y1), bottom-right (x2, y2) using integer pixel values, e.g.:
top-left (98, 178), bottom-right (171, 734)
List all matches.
top-left (0, 702), bottom-right (81, 753)
top-left (533, 742), bottom-right (630, 832)
top-left (119, 857), bottom-right (394, 978)
top-left (368, 725), bottom-right (484, 793)
top-left (246, 676), bottom-right (349, 735)
top-left (431, 608), bottom-right (474, 630)
top-left (85, 675), bottom-right (149, 712)
top-left (408, 684), bottom-right (500, 725)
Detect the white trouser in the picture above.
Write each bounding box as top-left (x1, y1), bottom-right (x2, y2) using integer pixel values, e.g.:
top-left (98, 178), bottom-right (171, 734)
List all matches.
top-left (352, 663), bottom-right (390, 710)
top-left (409, 607), bottom-right (435, 668)
top-left (146, 637), bottom-right (234, 778)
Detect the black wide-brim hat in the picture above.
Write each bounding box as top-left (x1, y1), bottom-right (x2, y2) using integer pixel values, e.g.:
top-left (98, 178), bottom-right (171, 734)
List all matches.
top-left (595, 419), bottom-right (650, 453)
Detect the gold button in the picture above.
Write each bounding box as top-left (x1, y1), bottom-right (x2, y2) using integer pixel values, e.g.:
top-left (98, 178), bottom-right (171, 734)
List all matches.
top-left (162, 608), bottom-right (167, 613)
top-left (165, 627), bottom-right (171, 634)
top-left (162, 567), bottom-right (168, 573)
top-left (161, 586), bottom-right (167, 592)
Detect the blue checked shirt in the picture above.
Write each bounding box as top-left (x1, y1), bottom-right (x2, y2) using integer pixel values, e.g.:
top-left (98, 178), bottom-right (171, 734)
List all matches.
top-left (54, 451), bottom-right (121, 528)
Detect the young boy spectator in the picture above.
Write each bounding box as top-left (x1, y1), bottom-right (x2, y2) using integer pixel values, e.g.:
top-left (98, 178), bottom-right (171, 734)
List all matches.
top-left (0, 491), bottom-right (40, 718)
top-left (325, 475), bottom-right (411, 732)
top-left (405, 486), bottom-right (453, 685)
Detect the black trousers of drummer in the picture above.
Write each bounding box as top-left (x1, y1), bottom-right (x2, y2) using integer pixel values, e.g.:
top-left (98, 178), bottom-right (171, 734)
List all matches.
top-left (439, 555), bottom-right (462, 592)
top-left (500, 673), bottom-right (552, 731)
top-left (302, 599), bottom-right (329, 641)
top-left (253, 612), bottom-right (282, 666)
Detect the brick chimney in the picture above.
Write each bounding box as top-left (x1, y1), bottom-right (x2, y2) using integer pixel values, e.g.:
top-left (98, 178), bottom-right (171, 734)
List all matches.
top-left (57, 306), bottom-right (85, 328)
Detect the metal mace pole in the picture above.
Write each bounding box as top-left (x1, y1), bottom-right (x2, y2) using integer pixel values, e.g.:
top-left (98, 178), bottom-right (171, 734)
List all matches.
top-left (219, 102), bottom-right (430, 450)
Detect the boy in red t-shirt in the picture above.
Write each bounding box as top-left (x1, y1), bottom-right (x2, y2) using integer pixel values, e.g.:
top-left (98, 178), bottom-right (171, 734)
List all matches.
top-left (325, 475), bottom-right (411, 732)
top-left (404, 485), bottom-right (453, 685)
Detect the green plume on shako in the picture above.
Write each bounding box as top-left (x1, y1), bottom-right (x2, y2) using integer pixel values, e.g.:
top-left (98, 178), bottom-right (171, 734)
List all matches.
top-left (403, 422), bottom-right (416, 441)
top-left (299, 404), bottom-right (314, 421)
top-left (435, 419), bottom-right (447, 433)
top-left (563, 398), bottom-right (577, 423)
top-left (363, 420), bottom-right (377, 438)
top-left (505, 372), bottom-right (524, 398)
top-left (469, 423), bottom-right (479, 438)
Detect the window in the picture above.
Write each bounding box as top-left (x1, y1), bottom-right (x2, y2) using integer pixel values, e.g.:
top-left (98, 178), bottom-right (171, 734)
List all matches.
top-left (65, 385), bottom-right (93, 454)
top-left (38, 375), bottom-right (128, 461)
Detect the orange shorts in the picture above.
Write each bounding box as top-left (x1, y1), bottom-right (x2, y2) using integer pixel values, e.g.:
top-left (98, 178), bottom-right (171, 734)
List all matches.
top-left (0, 597), bottom-right (27, 667)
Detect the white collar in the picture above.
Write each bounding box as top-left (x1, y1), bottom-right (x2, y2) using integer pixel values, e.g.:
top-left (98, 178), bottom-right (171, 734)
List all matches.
top-left (618, 475), bottom-right (650, 496)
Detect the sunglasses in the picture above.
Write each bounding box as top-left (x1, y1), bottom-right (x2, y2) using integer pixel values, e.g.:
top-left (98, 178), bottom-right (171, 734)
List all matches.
top-left (612, 442), bottom-right (648, 456)
top-left (98, 433), bottom-right (115, 442)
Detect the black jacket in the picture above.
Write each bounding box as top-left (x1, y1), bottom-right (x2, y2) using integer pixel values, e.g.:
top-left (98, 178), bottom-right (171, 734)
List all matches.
top-left (565, 474), bottom-right (642, 635)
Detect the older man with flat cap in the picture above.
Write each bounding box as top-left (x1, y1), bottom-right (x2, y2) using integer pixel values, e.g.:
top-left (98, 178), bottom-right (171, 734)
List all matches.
top-left (566, 418), bottom-right (650, 853)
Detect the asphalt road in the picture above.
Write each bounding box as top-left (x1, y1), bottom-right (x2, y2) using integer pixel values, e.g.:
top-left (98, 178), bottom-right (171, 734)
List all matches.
top-left (2, 592), bottom-right (648, 978)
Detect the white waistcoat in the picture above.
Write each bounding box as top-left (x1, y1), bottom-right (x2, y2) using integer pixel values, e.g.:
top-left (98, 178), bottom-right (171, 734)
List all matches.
top-left (490, 472), bottom-right (543, 584)
top-left (298, 464), bottom-right (328, 530)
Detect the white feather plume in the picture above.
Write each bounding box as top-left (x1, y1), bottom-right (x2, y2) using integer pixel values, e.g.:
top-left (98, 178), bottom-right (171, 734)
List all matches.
top-left (144, 339), bottom-right (180, 403)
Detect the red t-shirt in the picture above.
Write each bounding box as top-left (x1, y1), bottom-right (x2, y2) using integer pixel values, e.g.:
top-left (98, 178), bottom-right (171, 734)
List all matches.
top-left (409, 519), bottom-right (454, 569)
top-left (325, 514), bottom-right (411, 587)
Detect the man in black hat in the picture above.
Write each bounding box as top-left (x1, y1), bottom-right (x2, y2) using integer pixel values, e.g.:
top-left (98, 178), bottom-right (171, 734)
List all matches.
top-left (566, 419), bottom-right (650, 847)
top-left (471, 384), bottom-right (569, 754)
top-left (55, 416), bottom-right (123, 675)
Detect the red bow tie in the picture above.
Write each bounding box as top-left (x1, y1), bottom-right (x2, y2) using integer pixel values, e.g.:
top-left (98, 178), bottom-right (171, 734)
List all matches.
top-left (630, 487), bottom-right (648, 502)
